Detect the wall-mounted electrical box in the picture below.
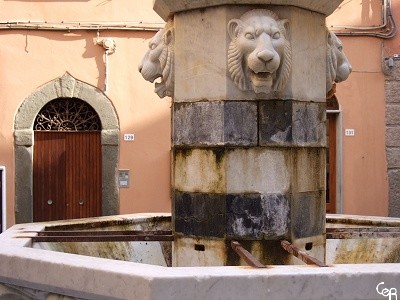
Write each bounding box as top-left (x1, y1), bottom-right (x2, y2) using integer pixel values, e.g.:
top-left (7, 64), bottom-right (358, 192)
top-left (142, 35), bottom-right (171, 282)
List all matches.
top-left (118, 169), bottom-right (130, 188)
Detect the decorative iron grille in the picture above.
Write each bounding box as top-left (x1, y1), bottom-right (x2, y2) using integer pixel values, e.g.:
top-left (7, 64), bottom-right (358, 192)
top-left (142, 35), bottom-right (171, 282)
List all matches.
top-left (34, 98), bottom-right (101, 131)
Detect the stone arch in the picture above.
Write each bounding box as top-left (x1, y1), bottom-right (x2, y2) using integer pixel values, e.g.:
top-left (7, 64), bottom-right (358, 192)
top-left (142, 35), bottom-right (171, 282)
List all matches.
top-left (14, 73), bottom-right (120, 223)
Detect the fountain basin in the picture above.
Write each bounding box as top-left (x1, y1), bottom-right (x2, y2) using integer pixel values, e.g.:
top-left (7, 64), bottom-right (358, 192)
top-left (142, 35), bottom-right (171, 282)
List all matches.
top-left (0, 213), bottom-right (399, 299)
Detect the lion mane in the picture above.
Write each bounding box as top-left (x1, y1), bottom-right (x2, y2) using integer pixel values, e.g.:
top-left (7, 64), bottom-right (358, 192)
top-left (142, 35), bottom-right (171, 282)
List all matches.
top-left (138, 20), bottom-right (174, 98)
top-left (326, 30), bottom-right (352, 94)
top-left (227, 9), bottom-right (292, 94)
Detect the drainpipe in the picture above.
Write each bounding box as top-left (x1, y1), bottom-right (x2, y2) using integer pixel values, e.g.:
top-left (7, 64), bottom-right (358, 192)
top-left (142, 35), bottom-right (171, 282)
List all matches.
top-left (96, 33), bottom-right (116, 92)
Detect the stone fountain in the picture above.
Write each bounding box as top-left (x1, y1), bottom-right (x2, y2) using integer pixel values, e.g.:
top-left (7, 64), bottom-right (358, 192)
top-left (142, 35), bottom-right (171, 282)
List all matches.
top-left (0, 1), bottom-right (399, 299)
top-left (140, 0), bottom-right (350, 266)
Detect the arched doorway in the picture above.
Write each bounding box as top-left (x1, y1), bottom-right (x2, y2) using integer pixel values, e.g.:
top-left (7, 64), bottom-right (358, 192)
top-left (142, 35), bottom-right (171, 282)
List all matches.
top-left (33, 98), bottom-right (102, 221)
top-left (14, 73), bottom-right (120, 223)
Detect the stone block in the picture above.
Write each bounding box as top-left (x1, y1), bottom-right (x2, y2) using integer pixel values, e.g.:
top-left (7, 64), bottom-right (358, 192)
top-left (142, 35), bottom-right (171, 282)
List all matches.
top-left (292, 101), bottom-right (326, 146)
top-left (291, 191), bottom-right (325, 239)
top-left (259, 100), bottom-right (293, 145)
top-left (174, 6), bottom-right (326, 102)
top-left (384, 60), bottom-right (400, 81)
top-left (388, 169), bottom-right (400, 217)
top-left (14, 129), bottom-right (33, 146)
top-left (386, 127), bottom-right (400, 147)
top-left (226, 148), bottom-right (290, 194)
top-left (173, 101), bottom-right (257, 146)
top-left (101, 129), bottom-right (119, 145)
top-left (174, 191), bottom-right (289, 239)
top-left (386, 147), bottom-right (400, 168)
top-left (287, 234), bottom-right (326, 264)
top-left (174, 148), bottom-right (291, 194)
top-left (226, 193), bottom-right (289, 239)
top-left (292, 147), bottom-right (325, 193)
top-left (260, 101), bottom-right (326, 147)
top-left (174, 191), bottom-right (225, 237)
top-left (385, 80), bottom-right (400, 103)
top-left (173, 237), bottom-right (227, 266)
top-left (386, 104), bottom-right (400, 125)
top-left (174, 148), bottom-right (227, 193)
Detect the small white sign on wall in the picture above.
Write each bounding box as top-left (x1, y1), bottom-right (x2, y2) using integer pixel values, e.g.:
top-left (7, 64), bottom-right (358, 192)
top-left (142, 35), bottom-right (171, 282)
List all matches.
top-left (345, 129), bottom-right (355, 136)
top-left (124, 133), bottom-right (135, 141)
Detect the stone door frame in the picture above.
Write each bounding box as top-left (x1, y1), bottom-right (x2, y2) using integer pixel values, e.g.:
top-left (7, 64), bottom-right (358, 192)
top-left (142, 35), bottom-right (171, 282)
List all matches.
top-left (14, 73), bottom-right (120, 223)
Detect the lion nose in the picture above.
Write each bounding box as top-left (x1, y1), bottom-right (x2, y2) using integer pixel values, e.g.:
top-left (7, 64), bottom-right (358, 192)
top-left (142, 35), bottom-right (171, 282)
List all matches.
top-left (138, 64), bottom-right (143, 73)
top-left (257, 49), bottom-right (274, 62)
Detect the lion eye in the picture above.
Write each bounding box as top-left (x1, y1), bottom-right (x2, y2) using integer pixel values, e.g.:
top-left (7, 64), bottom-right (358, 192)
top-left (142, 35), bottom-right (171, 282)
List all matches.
top-left (245, 33), bottom-right (255, 40)
top-left (150, 43), bottom-right (156, 50)
top-left (272, 32), bottom-right (281, 39)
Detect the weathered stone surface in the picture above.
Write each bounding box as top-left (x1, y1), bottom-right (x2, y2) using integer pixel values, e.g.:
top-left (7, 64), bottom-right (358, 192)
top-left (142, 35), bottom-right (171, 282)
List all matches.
top-left (226, 148), bottom-right (290, 194)
top-left (388, 169), bottom-right (400, 217)
top-left (292, 147), bottom-right (325, 193)
top-left (259, 100), bottom-right (293, 145)
top-left (174, 148), bottom-right (227, 193)
top-left (14, 146), bottom-right (33, 224)
top-left (226, 193), bottom-right (289, 239)
top-left (174, 148), bottom-right (291, 194)
top-left (386, 104), bottom-right (400, 125)
top-left (14, 129), bottom-right (33, 146)
top-left (385, 80), bottom-right (400, 103)
top-left (384, 60), bottom-right (400, 82)
top-left (175, 191), bottom-right (225, 237)
top-left (386, 127), bottom-right (400, 147)
top-left (174, 191), bottom-right (289, 239)
top-left (154, 0), bottom-right (343, 21)
top-left (291, 191), bottom-right (325, 239)
top-left (292, 102), bottom-right (326, 146)
top-left (173, 188), bottom-right (325, 251)
top-left (173, 101), bottom-right (257, 146)
top-left (173, 237), bottom-right (227, 266)
top-left (259, 101), bottom-right (326, 147)
top-left (387, 147), bottom-right (400, 168)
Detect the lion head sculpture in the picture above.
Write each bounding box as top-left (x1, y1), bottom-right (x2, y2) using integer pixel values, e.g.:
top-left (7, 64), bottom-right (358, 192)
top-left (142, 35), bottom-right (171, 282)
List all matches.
top-left (138, 20), bottom-right (174, 98)
top-left (227, 9), bottom-right (292, 95)
top-left (326, 30), bottom-right (352, 94)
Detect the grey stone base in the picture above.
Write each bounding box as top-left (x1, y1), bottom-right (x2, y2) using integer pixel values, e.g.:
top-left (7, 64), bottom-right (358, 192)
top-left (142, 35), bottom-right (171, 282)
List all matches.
top-left (174, 190), bottom-right (325, 240)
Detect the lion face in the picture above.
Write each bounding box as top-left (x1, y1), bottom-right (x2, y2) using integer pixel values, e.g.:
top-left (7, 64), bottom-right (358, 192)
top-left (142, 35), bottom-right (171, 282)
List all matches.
top-left (326, 31), bottom-right (352, 92)
top-left (227, 9), bottom-right (291, 95)
top-left (138, 21), bottom-right (174, 98)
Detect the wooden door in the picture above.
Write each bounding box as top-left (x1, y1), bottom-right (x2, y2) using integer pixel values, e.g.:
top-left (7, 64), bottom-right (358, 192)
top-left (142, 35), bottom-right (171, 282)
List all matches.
top-left (326, 114), bottom-right (337, 213)
top-left (33, 131), bottom-right (102, 222)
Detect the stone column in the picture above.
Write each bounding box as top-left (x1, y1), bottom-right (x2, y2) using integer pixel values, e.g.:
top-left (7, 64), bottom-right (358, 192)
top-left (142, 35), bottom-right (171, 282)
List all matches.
top-left (151, 0), bottom-right (343, 266)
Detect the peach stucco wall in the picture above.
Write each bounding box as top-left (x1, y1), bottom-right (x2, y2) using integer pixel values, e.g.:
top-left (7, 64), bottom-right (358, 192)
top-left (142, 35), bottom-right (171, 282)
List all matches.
top-left (0, 0), bottom-right (171, 227)
top-left (327, 0), bottom-right (390, 216)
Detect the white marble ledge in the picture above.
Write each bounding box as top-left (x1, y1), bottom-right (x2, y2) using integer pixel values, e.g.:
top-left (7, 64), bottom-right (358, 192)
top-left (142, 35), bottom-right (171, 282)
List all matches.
top-left (153, 0), bottom-right (344, 21)
top-left (0, 243), bottom-right (399, 299)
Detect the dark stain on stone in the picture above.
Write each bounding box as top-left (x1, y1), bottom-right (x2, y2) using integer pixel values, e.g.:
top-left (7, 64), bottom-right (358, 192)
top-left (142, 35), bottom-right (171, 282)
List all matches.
top-left (259, 100), bottom-right (293, 146)
top-left (212, 147), bottom-right (225, 165)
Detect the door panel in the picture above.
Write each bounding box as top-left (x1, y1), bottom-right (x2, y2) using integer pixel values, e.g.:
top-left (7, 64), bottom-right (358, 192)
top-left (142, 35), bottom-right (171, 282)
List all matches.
top-left (65, 132), bottom-right (102, 219)
top-left (33, 132), bottom-right (66, 222)
top-left (326, 114), bottom-right (337, 213)
top-left (34, 131), bottom-right (101, 222)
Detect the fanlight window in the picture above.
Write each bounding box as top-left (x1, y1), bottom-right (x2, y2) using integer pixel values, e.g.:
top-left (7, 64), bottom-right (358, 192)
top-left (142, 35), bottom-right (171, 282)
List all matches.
top-left (34, 98), bottom-right (101, 131)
